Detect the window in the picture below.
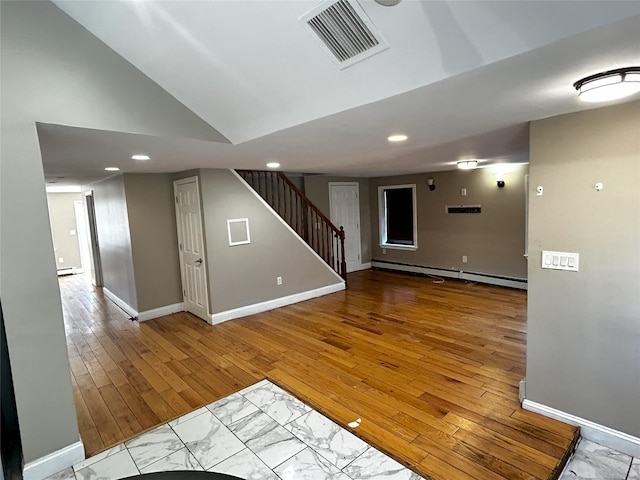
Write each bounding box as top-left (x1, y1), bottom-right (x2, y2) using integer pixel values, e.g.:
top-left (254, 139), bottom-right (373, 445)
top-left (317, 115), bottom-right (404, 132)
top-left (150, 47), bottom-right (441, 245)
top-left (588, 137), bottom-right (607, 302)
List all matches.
top-left (379, 184), bottom-right (417, 250)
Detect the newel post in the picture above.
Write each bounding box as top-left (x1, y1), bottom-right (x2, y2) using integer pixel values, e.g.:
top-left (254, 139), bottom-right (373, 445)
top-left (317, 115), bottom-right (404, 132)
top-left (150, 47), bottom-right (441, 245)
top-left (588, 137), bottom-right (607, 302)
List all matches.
top-left (339, 226), bottom-right (347, 284)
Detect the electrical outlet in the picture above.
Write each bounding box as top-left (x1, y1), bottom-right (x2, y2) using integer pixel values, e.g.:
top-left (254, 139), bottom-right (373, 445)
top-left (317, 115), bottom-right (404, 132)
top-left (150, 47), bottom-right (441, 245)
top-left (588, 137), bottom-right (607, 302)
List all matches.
top-left (382, 248), bottom-right (386, 255)
top-left (69, 229), bottom-right (76, 236)
top-left (58, 257), bottom-right (64, 264)
top-left (461, 188), bottom-right (467, 197)
top-left (276, 276), bottom-right (282, 285)
top-left (462, 255), bottom-right (468, 263)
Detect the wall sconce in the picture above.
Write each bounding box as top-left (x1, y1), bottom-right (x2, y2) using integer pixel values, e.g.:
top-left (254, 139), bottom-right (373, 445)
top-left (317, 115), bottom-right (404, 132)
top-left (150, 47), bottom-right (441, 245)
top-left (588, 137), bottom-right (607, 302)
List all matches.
top-left (495, 173), bottom-right (505, 188)
top-left (427, 178), bottom-right (436, 191)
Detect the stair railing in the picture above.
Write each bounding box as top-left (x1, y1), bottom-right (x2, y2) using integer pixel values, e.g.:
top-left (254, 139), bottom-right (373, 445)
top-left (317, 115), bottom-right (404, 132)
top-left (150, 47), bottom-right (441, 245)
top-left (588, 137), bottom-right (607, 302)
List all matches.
top-left (237, 170), bottom-right (347, 283)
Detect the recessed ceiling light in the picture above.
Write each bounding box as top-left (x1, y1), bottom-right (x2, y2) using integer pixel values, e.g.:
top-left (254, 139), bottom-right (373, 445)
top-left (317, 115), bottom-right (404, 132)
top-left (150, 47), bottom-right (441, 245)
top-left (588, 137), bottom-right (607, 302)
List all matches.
top-left (388, 134), bottom-right (408, 142)
top-left (266, 162), bottom-right (280, 169)
top-left (131, 154), bottom-right (151, 161)
top-left (457, 160), bottom-right (478, 170)
top-left (574, 67), bottom-right (640, 103)
top-left (104, 167), bottom-right (120, 172)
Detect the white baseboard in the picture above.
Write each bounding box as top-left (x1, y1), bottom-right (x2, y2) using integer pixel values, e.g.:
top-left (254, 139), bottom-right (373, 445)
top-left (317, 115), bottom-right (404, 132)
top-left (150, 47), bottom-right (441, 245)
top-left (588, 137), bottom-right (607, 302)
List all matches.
top-left (348, 262), bottom-right (371, 273)
top-left (522, 399), bottom-right (640, 457)
top-left (371, 261), bottom-right (527, 290)
top-left (138, 302), bottom-right (184, 322)
top-left (103, 287), bottom-right (138, 318)
top-left (23, 440), bottom-right (84, 480)
top-left (210, 282), bottom-right (345, 325)
top-left (57, 267), bottom-right (84, 276)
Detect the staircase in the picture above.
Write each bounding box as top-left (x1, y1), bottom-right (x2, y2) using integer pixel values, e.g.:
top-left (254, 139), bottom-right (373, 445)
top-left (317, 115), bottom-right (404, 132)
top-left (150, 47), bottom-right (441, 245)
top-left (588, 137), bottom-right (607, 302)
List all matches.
top-left (237, 170), bottom-right (347, 283)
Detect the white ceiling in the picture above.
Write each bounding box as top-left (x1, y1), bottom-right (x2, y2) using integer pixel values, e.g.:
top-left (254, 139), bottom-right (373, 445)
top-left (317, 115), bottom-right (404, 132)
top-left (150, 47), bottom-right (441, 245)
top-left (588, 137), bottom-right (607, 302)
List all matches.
top-left (41, 1), bottom-right (640, 184)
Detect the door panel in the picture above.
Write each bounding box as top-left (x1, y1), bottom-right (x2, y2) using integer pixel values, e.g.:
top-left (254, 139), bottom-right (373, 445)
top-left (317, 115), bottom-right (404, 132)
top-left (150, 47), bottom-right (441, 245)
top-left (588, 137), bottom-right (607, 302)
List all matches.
top-left (175, 179), bottom-right (209, 321)
top-left (329, 183), bottom-right (362, 273)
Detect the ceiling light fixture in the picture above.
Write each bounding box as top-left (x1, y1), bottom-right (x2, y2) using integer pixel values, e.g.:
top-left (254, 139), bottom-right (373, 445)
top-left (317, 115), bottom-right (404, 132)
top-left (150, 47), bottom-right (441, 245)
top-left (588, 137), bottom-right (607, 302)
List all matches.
top-left (457, 160), bottom-right (478, 170)
top-left (574, 67), bottom-right (640, 103)
top-left (388, 134), bottom-right (408, 142)
top-left (104, 167), bottom-right (120, 172)
top-left (131, 154), bottom-right (150, 161)
top-left (266, 162), bottom-right (280, 169)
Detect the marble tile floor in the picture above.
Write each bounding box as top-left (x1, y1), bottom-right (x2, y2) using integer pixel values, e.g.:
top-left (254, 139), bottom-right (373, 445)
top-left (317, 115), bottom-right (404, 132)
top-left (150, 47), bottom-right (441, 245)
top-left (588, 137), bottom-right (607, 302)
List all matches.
top-left (560, 438), bottom-right (640, 480)
top-left (45, 379), bottom-right (423, 480)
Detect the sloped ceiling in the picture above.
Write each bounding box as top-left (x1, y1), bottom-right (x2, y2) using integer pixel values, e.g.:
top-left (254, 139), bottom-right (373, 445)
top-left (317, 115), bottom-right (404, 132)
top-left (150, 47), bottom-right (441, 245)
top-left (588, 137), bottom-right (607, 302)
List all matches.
top-left (41, 1), bottom-right (640, 182)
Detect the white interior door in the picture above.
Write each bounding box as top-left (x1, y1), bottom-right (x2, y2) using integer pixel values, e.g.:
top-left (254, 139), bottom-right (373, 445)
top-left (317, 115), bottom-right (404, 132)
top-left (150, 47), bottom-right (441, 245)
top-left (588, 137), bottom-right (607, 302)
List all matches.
top-left (329, 182), bottom-right (362, 273)
top-left (174, 178), bottom-right (210, 322)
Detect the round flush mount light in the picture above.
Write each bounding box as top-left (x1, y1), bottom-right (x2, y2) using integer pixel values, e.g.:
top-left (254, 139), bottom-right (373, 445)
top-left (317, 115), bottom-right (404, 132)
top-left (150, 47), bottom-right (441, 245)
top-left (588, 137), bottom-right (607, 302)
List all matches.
top-left (457, 160), bottom-right (478, 170)
top-left (104, 167), bottom-right (120, 172)
top-left (388, 134), bottom-right (408, 142)
top-left (375, 0), bottom-right (402, 6)
top-left (574, 67), bottom-right (640, 103)
top-left (131, 154), bottom-right (150, 161)
top-left (266, 162), bottom-right (280, 169)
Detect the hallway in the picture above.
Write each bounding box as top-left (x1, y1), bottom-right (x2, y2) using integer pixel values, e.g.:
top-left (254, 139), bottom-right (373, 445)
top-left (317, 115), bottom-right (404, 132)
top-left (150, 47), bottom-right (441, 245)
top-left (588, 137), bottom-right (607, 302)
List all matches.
top-left (59, 270), bottom-right (578, 479)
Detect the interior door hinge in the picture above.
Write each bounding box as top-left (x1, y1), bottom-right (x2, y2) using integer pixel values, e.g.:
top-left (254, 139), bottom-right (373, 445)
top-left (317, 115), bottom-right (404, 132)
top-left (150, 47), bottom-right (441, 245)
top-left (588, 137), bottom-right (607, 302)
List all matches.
top-left (175, 195), bottom-right (179, 203)
top-left (179, 243), bottom-right (183, 251)
top-left (183, 289), bottom-right (186, 296)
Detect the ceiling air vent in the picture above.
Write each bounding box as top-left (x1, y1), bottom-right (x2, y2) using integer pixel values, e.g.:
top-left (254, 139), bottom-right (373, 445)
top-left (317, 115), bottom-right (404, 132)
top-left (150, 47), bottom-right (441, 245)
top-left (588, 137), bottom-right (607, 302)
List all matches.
top-left (300, 0), bottom-right (389, 69)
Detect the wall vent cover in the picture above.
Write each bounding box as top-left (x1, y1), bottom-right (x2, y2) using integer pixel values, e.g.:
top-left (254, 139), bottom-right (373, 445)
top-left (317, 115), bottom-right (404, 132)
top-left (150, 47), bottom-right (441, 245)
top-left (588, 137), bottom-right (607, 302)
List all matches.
top-left (300, 0), bottom-right (389, 69)
top-left (446, 205), bottom-right (482, 214)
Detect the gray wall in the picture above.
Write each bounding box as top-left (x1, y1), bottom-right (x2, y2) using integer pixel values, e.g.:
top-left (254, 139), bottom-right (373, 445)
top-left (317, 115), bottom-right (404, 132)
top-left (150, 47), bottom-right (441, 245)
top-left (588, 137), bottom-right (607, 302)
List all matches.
top-left (200, 170), bottom-right (344, 314)
top-left (124, 173), bottom-right (182, 312)
top-left (527, 101), bottom-right (640, 437)
top-left (369, 166), bottom-right (528, 279)
top-left (47, 192), bottom-right (83, 270)
top-left (93, 176), bottom-right (138, 311)
top-left (0, 0), bottom-right (223, 463)
top-left (304, 176), bottom-right (372, 264)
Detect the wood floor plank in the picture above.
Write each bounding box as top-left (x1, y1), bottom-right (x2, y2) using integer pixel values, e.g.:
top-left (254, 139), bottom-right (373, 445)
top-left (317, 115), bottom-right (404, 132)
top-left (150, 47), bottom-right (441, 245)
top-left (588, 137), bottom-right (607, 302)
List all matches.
top-left (58, 270), bottom-right (578, 480)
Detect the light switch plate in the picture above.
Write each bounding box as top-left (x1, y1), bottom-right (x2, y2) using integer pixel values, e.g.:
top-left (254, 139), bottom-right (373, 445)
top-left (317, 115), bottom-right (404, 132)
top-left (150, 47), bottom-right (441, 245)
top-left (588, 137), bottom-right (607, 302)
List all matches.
top-left (541, 250), bottom-right (579, 272)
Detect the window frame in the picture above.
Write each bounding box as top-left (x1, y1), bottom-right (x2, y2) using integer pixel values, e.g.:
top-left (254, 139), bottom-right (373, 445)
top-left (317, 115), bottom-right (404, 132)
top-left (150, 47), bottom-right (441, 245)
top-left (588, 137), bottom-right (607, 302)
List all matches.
top-left (378, 184), bottom-right (418, 251)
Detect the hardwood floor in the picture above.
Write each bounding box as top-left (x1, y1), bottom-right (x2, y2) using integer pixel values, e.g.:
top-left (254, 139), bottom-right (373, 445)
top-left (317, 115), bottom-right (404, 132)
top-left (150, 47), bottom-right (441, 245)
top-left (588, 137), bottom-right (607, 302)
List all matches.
top-left (59, 270), bottom-right (578, 480)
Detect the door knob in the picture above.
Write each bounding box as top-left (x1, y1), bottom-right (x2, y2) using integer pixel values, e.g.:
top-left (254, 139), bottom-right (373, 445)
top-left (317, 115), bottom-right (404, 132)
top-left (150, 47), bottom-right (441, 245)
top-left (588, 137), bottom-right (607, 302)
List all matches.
top-left (195, 258), bottom-right (203, 265)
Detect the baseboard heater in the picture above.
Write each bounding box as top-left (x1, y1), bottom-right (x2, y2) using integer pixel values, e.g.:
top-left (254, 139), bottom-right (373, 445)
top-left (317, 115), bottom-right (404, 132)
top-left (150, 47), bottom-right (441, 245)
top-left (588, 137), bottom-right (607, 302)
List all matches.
top-left (371, 260), bottom-right (527, 290)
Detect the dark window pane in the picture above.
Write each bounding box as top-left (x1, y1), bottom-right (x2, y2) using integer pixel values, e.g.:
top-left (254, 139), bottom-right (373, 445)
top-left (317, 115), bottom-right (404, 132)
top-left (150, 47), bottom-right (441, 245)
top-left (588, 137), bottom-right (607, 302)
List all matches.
top-left (385, 188), bottom-right (414, 245)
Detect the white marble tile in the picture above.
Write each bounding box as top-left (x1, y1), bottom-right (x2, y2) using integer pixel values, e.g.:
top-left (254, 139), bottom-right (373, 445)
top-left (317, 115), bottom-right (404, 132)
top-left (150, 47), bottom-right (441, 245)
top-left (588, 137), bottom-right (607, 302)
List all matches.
top-left (229, 411), bottom-right (306, 468)
top-left (172, 410), bottom-right (245, 470)
top-left (343, 448), bottom-right (423, 480)
top-left (237, 379), bottom-right (271, 396)
top-left (209, 448), bottom-right (279, 480)
top-left (125, 424), bottom-right (184, 470)
top-left (207, 392), bottom-right (259, 425)
top-left (44, 466), bottom-right (76, 480)
top-left (275, 447), bottom-right (353, 480)
top-left (140, 447), bottom-right (203, 473)
top-left (75, 449), bottom-right (139, 480)
top-left (560, 439), bottom-right (632, 480)
top-left (168, 407), bottom-right (208, 427)
top-left (627, 458), bottom-right (640, 480)
top-left (286, 410), bottom-right (370, 469)
top-left (73, 444), bottom-right (126, 472)
top-left (243, 381), bottom-right (311, 425)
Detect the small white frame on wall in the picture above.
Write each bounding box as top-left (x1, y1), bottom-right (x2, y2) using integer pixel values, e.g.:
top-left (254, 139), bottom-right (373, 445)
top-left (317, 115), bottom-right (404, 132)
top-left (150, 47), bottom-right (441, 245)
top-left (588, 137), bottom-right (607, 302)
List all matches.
top-left (227, 218), bottom-right (251, 246)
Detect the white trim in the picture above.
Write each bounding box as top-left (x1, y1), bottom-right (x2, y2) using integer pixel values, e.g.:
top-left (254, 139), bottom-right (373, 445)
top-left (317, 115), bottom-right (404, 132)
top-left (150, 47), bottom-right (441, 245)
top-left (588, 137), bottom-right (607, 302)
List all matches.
top-left (23, 440), bottom-right (84, 480)
top-left (522, 400), bottom-right (640, 457)
top-left (349, 262), bottom-right (371, 273)
top-left (227, 218), bottom-right (251, 246)
top-left (210, 282), bottom-right (345, 325)
top-left (371, 261), bottom-right (527, 290)
top-left (378, 184), bottom-right (418, 250)
top-left (56, 267), bottom-right (84, 276)
top-left (138, 302), bottom-right (184, 322)
top-left (231, 170), bottom-right (344, 284)
top-left (103, 287), bottom-right (138, 318)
